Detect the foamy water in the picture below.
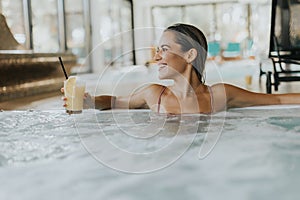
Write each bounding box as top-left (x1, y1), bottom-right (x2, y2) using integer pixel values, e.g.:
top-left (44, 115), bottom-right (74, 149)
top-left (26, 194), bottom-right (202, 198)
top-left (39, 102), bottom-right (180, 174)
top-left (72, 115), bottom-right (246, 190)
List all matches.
top-left (1, 107), bottom-right (300, 199)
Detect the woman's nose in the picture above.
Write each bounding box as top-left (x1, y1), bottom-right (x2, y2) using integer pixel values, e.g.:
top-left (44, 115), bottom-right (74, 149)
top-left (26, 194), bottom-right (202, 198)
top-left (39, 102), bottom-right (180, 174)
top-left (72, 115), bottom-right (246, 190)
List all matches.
top-left (153, 49), bottom-right (162, 61)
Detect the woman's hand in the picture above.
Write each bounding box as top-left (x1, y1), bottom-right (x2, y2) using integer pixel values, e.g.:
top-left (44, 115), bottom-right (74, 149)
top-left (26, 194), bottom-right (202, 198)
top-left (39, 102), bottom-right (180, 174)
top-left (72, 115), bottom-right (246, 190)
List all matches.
top-left (83, 93), bottom-right (95, 109)
top-left (60, 87), bottom-right (95, 109)
top-left (61, 87), bottom-right (67, 108)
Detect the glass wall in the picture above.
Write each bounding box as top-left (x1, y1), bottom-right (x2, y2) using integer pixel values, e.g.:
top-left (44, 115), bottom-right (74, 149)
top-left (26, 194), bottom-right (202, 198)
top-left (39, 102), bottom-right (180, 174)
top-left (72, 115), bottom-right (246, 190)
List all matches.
top-left (65, 0), bottom-right (89, 65)
top-left (151, 2), bottom-right (271, 58)
top-left (1, 0), bottom-right (135, 70)
top-left (250, 3), bottom-right (272, 57)
top-left (0, 0), bottom-right (92, 71)
top-left (31, 0), bottom-right (60, 52)
top-left (152, 6), bottom-right (183, 28)
top-left (185, 5), bottom-right (214, 41)
top-left (216, 3), bottom-right (248, 45)
top-left (0, 0), bottom-right (26, 45)
top-left (97, 0), bottom-right (134, 67)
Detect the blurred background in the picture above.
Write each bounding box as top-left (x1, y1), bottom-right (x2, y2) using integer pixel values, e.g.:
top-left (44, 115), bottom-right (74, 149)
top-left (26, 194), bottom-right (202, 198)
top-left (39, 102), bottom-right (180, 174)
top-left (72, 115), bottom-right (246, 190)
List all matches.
top-left (1, 0), bottom-right (300, 108)
top-left (0, 0), bottom-right (271, 72)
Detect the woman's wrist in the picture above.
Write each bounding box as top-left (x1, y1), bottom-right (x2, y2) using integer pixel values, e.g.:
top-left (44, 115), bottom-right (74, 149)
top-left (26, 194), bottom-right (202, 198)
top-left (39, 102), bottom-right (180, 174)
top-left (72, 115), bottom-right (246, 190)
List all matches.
top-left (83, 94), bottom-right (95, 109)
top-left (94, 95), bottom-right (116, 110)
top-left (111, 96), bottom-right (117, 109)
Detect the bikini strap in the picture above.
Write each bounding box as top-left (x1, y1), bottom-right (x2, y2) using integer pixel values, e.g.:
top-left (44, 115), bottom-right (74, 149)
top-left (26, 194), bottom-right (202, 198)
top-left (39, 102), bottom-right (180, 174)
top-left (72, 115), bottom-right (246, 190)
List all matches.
top-left (157, 86), bottom-right (167, 113)
top-left (207, 86), bottom-right (214, 113)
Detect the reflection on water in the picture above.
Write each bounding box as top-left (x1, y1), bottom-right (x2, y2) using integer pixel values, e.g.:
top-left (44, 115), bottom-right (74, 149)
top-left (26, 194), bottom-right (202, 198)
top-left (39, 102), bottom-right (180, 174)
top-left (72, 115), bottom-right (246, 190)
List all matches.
top-left (0, 107), bottom-right (300, 199)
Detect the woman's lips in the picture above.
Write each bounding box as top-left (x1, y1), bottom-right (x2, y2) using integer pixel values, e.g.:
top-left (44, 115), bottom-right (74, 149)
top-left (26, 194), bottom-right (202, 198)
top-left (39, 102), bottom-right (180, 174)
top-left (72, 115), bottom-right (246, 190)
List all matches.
top-left (159, 64), bottom-right (167, 71)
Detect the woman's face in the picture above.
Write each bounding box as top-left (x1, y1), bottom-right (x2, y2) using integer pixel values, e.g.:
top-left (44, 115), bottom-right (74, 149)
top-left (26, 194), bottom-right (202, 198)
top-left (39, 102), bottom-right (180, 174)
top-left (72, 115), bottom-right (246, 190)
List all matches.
top-left (154, 31), bottom-right (189, 80)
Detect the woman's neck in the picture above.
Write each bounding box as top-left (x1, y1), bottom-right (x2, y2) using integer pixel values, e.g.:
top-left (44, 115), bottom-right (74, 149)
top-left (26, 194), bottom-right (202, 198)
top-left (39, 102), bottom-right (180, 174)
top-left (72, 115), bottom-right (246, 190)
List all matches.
top-left (169, 66), bottom-right (203, 98)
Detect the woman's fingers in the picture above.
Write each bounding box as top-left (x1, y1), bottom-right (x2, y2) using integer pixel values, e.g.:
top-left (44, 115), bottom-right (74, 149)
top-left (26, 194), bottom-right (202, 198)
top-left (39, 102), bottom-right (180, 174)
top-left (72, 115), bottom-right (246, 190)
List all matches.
top-left (61, 96), bottom-right (67, 107)
top-left (62, 91), bottom-right (93, 109)
top-left (61, 88), bottom-right (68, 108)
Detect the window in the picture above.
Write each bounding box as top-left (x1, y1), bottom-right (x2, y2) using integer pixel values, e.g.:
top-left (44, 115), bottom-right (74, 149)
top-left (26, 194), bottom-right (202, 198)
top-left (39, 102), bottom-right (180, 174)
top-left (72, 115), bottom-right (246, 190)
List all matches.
top-left (185, 5), bottom-right (214, 40)
top-left (98, 0), bottom-right (134, 67)
top-left (0, 0), bottom-right (92, 71)
top-left (0, 0), bottom-right (26, 45)
top-left (31, 0), bottom-right (60, 52)
top-left (152, 6), bottom-right (182, 28)
top-left (216, 3), bottom-right (248, 44)
top-left (65, 0), bottom-right (90, 66)
top-left (151, 2), bottom-right (271, 58)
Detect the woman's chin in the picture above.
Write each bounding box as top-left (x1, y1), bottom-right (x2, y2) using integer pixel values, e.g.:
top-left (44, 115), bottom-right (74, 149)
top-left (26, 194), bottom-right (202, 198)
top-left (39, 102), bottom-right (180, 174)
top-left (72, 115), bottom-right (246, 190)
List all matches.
top-left (158, 73), bottom-right (168, 80)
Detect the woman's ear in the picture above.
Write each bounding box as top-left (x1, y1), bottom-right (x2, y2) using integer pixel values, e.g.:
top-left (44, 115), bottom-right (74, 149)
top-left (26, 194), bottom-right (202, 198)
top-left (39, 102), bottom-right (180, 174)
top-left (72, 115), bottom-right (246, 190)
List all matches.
top-left (185, 48), bottom-right (197, 63)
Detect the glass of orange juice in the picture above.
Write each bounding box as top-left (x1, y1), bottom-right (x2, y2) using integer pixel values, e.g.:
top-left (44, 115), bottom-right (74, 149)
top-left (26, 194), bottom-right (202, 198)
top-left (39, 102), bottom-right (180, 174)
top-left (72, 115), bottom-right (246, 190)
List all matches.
top-left (64, 76), bottom-right (86, 114)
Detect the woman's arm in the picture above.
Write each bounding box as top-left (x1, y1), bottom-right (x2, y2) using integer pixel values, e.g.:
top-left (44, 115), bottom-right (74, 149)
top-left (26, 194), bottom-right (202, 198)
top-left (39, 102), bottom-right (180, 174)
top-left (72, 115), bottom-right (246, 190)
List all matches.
top-left (277, 93), bottom-right (300, 104)
top-left (221, 84), bottom-right (300, 109)
top-left (94, 93), bottom-right (147, 110)
top-left (93, 84), bottom-right (160, 110)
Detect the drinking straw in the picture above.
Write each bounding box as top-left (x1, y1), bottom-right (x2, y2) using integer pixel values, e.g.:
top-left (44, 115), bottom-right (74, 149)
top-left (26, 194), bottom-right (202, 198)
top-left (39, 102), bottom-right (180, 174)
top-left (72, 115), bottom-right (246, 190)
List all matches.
top-left (58, 57), bottom-right (68, 79)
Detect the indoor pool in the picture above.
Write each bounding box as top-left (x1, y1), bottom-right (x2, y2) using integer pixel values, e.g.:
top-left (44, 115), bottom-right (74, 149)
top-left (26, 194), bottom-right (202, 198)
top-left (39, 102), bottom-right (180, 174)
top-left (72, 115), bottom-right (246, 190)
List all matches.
top-left (1, 106), bottom-right (300, 200)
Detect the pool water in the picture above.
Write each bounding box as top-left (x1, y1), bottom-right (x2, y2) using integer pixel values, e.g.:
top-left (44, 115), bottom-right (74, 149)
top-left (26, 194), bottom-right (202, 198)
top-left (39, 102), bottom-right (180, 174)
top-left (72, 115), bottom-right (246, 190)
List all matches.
top-left (1, 106), bottom-right (300, 200)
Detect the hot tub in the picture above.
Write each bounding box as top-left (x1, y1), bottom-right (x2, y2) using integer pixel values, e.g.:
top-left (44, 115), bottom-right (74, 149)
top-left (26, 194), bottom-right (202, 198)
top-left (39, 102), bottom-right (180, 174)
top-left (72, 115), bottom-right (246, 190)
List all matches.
top-left (0, 105), bottom-right (300, 200)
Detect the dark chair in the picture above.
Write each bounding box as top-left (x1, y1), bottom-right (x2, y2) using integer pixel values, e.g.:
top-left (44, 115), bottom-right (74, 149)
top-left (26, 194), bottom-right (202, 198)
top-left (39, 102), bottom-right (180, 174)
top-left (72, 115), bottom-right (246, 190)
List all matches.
top-left (266, 35), bottom-right (300, 93)
top-left (265, 0), bottom-right (300, 93)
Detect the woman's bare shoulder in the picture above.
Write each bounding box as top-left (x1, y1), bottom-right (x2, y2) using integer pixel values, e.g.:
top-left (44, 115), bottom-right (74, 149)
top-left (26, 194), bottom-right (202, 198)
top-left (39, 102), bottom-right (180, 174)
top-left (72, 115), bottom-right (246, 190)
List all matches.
top-left (136, 84), bottom-right (166, 106)
top-left (140, 83), bottom-right (165, 91)
top-left (210, 83), bottom-right (241, 93)
top-left (209, 83), bottom-right (240, 101)
top-left (131, 83), bottom-right (166, 99)
top-left (210, 83), bottom-right (227, 92)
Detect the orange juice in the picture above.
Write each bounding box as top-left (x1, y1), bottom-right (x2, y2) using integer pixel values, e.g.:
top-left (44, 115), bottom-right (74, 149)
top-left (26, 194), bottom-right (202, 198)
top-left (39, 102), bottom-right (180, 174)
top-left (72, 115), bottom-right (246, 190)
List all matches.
top-left (64, 76), bottom-right (86, 114)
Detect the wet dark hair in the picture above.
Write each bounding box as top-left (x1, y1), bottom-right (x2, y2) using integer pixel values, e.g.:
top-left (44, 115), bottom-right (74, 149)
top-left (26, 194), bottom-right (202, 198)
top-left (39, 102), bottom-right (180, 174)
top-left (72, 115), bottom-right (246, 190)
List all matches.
top-left (165, 23), bottom-right (208, 83)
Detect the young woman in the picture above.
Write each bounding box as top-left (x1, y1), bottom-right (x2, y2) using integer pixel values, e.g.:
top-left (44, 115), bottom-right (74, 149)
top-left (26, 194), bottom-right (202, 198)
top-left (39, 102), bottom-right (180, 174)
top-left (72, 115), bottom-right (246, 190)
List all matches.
top-left (63, 23), bottom-right (300, 114)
